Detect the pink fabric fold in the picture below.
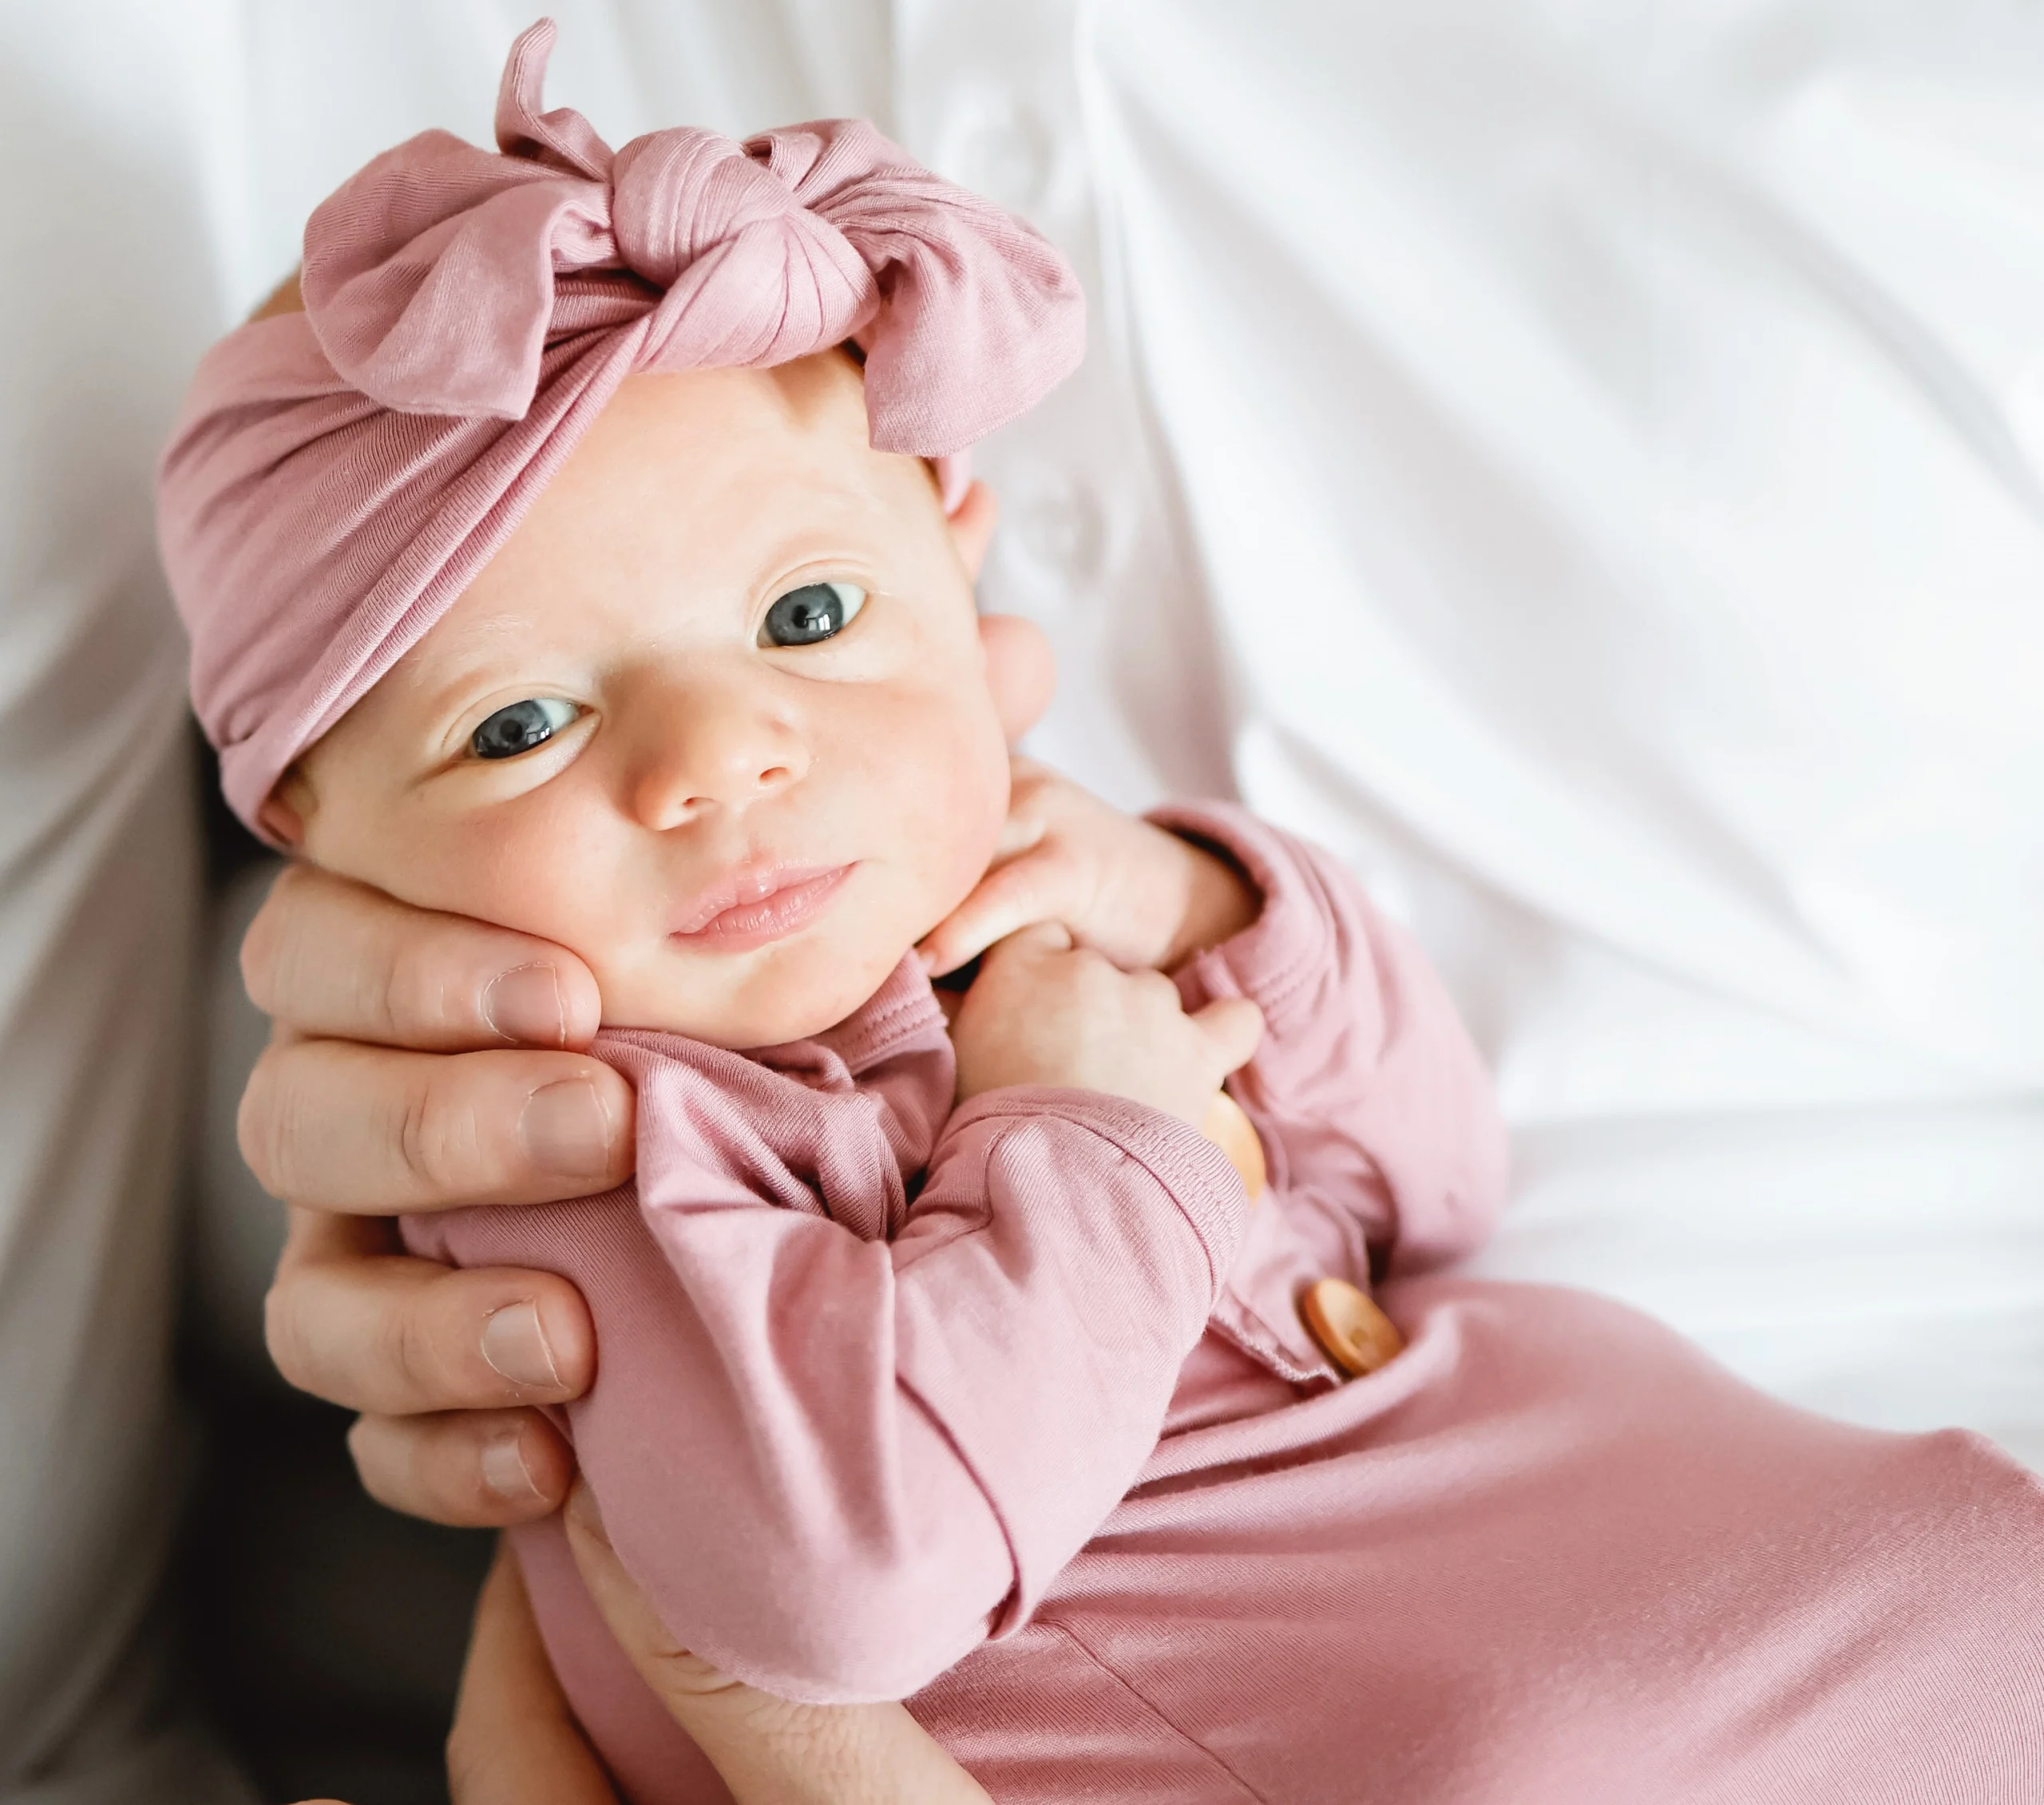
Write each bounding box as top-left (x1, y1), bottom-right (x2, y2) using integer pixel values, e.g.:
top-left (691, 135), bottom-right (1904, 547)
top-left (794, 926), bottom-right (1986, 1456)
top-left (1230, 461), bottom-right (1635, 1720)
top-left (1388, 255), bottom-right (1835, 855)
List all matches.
top-left (158, 16), bottom-right (1084, 834)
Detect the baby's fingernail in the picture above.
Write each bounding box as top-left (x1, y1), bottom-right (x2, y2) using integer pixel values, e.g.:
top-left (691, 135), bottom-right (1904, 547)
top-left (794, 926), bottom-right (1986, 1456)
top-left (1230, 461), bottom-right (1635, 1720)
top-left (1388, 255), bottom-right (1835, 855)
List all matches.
top-left (481, 1301), bottom-right (561, 1390)
top-left (520, 1078), bottom-right (613, 1178)
top-left (481, 1429), bottom-right (542, 1503)
top-left (485, 963), bottom-right (566, 1047)
top-left (916, 944), bottom-right (939, 972)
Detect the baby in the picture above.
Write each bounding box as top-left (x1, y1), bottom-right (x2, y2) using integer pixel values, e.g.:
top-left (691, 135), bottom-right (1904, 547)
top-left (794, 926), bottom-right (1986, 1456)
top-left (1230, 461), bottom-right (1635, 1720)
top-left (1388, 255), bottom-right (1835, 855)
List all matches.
top-left (163, 22), bottom-right (2044, 1805)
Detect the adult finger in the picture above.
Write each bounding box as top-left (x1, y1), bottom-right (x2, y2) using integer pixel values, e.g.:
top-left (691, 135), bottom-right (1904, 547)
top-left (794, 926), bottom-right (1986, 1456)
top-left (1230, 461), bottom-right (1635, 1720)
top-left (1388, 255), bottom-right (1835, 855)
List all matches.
top-left (240, 1037), bottom-right (634, 1213)
top-left (1191, 996), bottom-right (1266, 1079)
top-left (348, 1407), bottom-right (576, 1528)
top-left (449, 1539), bottom-right (616, 1805)
top-left (265, 1206), bottom-right (595, 1415)
top-left (562, 1484), bottom-right (727, 1695)
top-left (244, 863), bottom-right (603, 1051)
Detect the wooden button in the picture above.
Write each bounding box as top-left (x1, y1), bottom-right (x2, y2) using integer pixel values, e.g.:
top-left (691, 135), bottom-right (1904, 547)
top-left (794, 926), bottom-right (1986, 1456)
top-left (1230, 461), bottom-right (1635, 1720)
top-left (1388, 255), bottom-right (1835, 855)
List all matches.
top-left (1300, 1277), bottom-right (1404, 1377)
top-left (1200, 1092), bottom-right (1266, 1201)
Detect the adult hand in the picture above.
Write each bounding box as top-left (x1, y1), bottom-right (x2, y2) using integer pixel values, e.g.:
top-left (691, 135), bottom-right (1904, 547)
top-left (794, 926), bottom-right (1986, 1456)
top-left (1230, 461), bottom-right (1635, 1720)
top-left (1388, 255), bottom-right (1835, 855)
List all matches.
top-left (242, 863), bottom-right (634, 1526)
top-left (444, 1501), bottom-right (991, 1805)
top-left (917, 758), bottom-right (1258, 980)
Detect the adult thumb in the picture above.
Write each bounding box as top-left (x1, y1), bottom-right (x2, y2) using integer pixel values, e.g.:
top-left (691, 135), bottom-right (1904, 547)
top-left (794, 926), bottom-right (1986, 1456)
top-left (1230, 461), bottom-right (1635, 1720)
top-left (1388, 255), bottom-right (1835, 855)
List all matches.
top-left (563, 1482), bottom-right (733, 1699)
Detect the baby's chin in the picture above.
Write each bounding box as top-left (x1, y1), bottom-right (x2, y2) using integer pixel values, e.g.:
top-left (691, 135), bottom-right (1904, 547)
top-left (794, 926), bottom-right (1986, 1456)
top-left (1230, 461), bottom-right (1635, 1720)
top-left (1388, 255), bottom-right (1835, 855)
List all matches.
top-left (600, 932), bottom-right (917, 1049)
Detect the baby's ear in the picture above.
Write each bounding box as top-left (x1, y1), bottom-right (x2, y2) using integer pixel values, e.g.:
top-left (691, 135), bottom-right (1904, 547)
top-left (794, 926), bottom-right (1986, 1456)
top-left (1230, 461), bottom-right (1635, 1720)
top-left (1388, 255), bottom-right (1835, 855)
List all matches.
top-left (979, 612), bottom-right (1056, 744)
top-left (946, 480), bottom-right (1000, 582)
top-left (255, 770), bottom-right (311, 850)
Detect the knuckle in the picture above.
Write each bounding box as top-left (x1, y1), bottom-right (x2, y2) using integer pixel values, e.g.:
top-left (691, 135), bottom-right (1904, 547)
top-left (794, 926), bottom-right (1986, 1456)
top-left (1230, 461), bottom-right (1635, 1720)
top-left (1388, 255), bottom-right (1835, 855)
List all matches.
top-left (380, 929), bottom-right (461, 1043)
top-left (346, 1415), bottom-right (393, 1497)
top-left (394, 1062), bottom-right (480, 1198)
top-left (343, 1413), bottom-right (382, 1487)
top-left (375, 942), bottom-right (422, 1043)
top-left (1074, 949), bottom-right (1122, 992)
top-left (262, 1277), bottom-right (315, 1392)
top-left (236, 1047), bottom-right (295, 1200)
top-left (381, 1278), bottom-right (457, 1408)
top-left (236, 867), bottom-right (296, 1012)
top-left (347, 1414), bottom-right (422, 1516)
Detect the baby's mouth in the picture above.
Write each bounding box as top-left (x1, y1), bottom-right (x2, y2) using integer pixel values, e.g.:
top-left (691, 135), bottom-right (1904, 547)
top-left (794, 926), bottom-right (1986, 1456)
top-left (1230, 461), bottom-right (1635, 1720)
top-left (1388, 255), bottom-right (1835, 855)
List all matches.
top-left (669, 864), bottom-right (854, 950)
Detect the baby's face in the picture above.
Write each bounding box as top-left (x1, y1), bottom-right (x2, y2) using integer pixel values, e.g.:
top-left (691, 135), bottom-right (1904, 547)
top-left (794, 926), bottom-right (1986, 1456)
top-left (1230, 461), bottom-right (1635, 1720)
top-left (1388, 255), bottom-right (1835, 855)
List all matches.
top-left (282, 353), bottom-right (1016, 1047)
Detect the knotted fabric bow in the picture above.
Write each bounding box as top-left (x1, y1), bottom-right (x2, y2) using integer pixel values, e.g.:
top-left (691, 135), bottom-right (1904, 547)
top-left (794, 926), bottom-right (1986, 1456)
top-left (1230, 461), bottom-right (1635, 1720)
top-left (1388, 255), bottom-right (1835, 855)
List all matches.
top-left (159, 17), bottom-right (1084, 834)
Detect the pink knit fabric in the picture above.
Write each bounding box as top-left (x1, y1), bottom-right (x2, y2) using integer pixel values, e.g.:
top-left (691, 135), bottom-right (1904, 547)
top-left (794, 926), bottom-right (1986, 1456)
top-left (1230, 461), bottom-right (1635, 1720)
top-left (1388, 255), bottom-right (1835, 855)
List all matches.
top-left (156, 17), bottom-right (1083, 833)
top-left (408, 804), bottom-right (2044, 1801)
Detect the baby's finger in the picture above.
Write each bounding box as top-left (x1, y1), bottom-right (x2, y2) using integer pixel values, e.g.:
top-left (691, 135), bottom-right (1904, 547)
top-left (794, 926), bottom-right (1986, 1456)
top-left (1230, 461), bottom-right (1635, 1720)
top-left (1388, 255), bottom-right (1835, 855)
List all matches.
top-left (1190, 996), bottom-right (1265, 1079)
top-left (917, 853), bottom-right (1071, 976)
top-left (979, 919), bottom-right (1076, 967)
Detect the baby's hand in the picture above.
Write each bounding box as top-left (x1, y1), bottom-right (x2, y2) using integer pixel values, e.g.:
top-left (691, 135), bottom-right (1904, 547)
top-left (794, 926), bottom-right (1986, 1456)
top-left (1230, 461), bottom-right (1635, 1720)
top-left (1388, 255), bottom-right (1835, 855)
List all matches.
top-left (917, 761), bottom-right (1258, 980)
top-left (951, 924), bottom-right (1263, 1126)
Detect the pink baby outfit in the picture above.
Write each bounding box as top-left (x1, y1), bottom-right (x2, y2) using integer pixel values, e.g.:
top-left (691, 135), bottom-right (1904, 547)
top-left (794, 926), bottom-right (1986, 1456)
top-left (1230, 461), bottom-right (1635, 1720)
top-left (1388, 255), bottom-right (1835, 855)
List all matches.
top-left (406, 806), bottom-right (2044, 1803)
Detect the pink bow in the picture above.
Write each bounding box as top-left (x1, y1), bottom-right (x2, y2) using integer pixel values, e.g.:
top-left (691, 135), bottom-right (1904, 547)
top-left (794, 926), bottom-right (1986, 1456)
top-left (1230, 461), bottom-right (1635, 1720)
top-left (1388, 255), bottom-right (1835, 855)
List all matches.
top-left (302, 17), bottom-right (1081, 454)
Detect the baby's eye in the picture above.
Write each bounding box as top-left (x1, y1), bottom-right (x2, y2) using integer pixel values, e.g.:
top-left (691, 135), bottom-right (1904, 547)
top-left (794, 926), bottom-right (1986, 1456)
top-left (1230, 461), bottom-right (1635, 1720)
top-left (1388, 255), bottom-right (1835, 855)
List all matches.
top-left (759, 581), bottom-right (866, 648)
top-left (470, 697), bottom-right (580, 760)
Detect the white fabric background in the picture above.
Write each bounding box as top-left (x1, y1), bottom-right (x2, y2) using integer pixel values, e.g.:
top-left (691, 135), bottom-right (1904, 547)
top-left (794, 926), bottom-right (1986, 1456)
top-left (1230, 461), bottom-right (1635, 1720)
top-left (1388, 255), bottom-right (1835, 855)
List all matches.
top-left (3, 1), bottom-right (2041, 1797)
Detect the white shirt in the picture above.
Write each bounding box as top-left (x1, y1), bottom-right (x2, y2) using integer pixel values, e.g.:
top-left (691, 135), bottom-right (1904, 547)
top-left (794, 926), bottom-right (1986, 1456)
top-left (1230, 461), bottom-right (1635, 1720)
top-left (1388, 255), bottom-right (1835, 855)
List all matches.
top-left (4, 1), bottom-right (2040, 1795)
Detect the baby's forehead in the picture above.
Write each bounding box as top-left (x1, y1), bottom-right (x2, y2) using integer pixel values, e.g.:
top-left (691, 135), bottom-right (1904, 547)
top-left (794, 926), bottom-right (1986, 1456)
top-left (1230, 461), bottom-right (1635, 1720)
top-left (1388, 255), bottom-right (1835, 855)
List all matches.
top-left (568, 357), bottom-right (878, 488)
top-left (397, 382), bottom-right (930, 657)
top-left (483, 363), bottom-right (936, 569)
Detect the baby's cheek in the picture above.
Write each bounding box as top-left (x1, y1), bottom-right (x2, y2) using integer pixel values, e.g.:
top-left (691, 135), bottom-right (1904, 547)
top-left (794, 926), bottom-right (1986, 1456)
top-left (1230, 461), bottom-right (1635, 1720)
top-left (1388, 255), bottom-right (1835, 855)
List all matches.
top-left (406, 794), bottom-right (628, 964)
top-left (905, 699), bottom-right (1011, 923)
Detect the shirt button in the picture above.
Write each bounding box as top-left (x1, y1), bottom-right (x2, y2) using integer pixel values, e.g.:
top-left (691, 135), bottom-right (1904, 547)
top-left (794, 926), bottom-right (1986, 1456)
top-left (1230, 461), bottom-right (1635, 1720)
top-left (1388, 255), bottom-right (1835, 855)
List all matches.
top-left (1301, 1277), bottom-right (1404, 1377)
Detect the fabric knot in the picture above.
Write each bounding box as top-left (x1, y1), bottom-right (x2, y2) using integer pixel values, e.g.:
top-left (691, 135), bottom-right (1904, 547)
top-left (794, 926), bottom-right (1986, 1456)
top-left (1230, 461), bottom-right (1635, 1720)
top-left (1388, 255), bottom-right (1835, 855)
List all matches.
top-left (611, 129), bottom-right (807, 286)
top-left (611, 127), bottom-right (877, 370)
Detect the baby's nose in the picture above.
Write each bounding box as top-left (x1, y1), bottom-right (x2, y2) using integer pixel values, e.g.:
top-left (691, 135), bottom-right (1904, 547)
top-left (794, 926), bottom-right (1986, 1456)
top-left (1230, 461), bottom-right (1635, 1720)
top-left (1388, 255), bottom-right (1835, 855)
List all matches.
top-left (628, 690), bottom-right (808, 828)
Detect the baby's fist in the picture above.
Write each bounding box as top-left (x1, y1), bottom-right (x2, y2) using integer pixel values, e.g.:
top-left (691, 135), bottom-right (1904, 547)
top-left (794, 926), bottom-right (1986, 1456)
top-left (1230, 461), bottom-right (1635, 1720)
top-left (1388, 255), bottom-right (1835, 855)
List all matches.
top-left (951, 924), bottom-right (1263, 1127)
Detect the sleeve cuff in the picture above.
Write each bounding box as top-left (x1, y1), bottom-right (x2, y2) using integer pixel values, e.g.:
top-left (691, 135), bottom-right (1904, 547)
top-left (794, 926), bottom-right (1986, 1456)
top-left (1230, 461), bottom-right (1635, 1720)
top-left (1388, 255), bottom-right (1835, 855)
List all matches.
top-left (1146, 800), bottom-right (1337, 1040)
top-left (940, 1086), bottom-right (1255, 1296)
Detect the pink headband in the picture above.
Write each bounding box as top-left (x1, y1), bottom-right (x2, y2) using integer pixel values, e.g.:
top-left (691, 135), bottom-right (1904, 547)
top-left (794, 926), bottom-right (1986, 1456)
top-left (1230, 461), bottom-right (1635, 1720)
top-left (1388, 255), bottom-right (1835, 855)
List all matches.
top-left (158, 17), bottom-right (1084, 835)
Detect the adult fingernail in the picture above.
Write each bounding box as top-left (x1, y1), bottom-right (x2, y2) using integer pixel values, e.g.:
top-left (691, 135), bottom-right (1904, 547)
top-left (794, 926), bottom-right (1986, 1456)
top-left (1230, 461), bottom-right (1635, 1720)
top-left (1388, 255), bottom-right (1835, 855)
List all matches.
top-left (485, 963), bottom-right (566, 1047)
top-left (481, 1301), bottom-right (561, 1391)
top-left (481, 1429), bottom-right (543, 1503)
top-left (520, 1078), bottom-right (612, 1178)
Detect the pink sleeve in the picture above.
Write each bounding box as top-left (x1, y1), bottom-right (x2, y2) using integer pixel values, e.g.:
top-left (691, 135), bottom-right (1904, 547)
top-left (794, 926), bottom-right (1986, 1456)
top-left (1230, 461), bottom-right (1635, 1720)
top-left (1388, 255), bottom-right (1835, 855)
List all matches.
top-left (408, 1087), bottom-right (1250, 1705)
top-left (1152, 802), bottom-right (1509, 1274)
